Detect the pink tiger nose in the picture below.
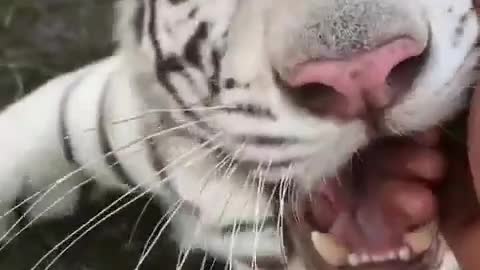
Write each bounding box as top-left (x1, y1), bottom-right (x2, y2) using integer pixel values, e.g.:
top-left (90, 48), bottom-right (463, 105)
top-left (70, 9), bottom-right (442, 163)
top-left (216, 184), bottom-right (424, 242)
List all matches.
top-left (287, 38), bottom-right (425, 119)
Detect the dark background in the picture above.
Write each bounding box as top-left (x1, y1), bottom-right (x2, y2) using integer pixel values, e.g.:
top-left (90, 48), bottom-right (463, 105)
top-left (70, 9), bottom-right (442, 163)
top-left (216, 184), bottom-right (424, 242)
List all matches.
top-left (0, 1), bottom-right (223, 269)
top-left (0, 0), bottom-right (114, 107)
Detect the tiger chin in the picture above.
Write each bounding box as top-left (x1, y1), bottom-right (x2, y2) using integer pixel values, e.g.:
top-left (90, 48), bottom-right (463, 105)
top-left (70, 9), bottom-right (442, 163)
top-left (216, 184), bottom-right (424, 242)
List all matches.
top-left (0, 0), bottom-right (478, 270)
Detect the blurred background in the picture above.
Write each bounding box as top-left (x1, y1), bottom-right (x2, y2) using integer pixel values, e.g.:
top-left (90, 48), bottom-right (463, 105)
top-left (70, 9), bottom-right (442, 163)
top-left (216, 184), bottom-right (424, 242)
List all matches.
top-left (0, 0), bottom-right (115, 108)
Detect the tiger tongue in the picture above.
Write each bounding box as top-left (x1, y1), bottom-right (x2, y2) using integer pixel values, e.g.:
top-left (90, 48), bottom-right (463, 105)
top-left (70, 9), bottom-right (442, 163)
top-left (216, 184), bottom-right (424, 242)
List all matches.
top-left (306, 174), bottom-right (437, 257)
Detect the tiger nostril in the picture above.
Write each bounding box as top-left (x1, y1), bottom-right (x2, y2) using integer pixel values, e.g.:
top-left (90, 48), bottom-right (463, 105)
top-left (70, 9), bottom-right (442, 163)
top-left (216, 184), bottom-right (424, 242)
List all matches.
top-left (386, 51), bottom-right (428, 94)
top-left (280, 38), bottom-right (428, 120)
top-left (291, 82), bottom-right (344, 117)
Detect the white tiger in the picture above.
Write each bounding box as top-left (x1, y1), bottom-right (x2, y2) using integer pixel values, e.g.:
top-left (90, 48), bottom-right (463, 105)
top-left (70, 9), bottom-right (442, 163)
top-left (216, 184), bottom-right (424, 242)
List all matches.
top-left (0, 0), bottom-right (478, 269)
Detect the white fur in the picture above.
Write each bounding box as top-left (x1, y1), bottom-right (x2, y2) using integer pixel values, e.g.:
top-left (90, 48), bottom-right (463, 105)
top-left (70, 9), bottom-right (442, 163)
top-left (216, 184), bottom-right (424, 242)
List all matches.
top-left (0, 0), bottom-right (478, 269)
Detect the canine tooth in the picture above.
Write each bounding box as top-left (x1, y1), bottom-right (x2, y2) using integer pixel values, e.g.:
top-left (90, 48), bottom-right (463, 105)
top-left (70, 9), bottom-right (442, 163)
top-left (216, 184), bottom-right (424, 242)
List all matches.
top-left (311, 231), bottom-right (349, 267)
top-left (371, 255), bottom-right (385, 262)
top-left (404, 223), bottom-right (436, 254)
top-left (387, 251), bottom-right (397, 260)
top-left (360, 253), bottom-right (370, 264)
top-left (348, 254), bottom-right (360, 267)
top-left (398, 247), bottom-right (411, 261)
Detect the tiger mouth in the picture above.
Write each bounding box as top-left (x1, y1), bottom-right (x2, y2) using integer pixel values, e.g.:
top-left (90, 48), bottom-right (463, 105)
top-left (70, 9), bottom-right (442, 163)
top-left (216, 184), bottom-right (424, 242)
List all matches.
top-left (274, 35), bottom-right (430, 125)
top-left (299, 220), bottom-right (440, 269)
top-left (285, 134), bottom-right (444, 270)
top-left (290, 192), bottom-right (441, 270)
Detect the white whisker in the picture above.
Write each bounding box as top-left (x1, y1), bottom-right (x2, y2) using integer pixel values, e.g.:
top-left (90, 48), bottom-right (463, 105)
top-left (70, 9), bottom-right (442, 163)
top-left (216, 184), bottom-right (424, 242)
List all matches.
top-left (278, 165), bottom-right (293, 261)
top-left (136, 200), bottom-right (185, 270)
top-left (137, 144), bottom-right (232, 269)
top-left (175, 237), bottom-right (197, 270)
top-left (128, 193), bottom-right (156, 245)
top-left (82, 106), bottom-right (231, 132)
top-left (0, 116), bottom-right (215, 229)
top-left (207, 257), bottom-right (218, 270)
top-left (29, 133), bottom-right (223, 270)
top-left (227, 218), bottom-right (240, 270)
top-left (251, 161), bottom-right (265, 270)
top-left (140, 199), bottom-right (184, 256)
top-left (198, 252), bottom-right (209, 270)
top-left (0, 117), bottom-right (218, 250)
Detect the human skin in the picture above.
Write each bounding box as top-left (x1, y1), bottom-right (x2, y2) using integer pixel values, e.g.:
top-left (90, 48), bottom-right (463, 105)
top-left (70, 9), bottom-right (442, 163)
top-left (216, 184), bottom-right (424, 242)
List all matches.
top-left (374, 86), bottom-right (480, 270)
top-left (438, 86), bottom-right (480, 270)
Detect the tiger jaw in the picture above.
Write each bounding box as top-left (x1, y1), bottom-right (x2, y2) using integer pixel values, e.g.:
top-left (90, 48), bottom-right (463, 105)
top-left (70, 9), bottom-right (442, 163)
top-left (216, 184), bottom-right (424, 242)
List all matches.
top-left (284, 193), bottom-right (441, 270)
top-left (283, 202), bottom-right (442, 270)
top-left (308, 223), bottom-right (437, 268)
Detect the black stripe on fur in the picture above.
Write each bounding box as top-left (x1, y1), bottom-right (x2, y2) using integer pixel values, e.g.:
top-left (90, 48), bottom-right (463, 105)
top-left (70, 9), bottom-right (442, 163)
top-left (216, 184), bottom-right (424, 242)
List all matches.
top-left (133, 0), bottom-right (146, 42)
top-left (97, 79), bottom-right (137, 188)
top-left (184, 22), bottom-right (209, 68)
top-left (148, 0), bottom-right (214, 132)
top-left (59, 73), bottom-right (89, 166)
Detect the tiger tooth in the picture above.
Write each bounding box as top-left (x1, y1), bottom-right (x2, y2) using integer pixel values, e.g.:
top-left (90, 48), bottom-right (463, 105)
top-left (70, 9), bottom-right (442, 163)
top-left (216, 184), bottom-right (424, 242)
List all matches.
top-left (387, 251), bottom-right (397, 260)
top-left (371, 255), bottom-right (383, 263)
top-left (398, 247), bottom-right (411, 261)
top-left (404, 223), bottom-right (436, 254)
top-left (360, 253), bottom-right (371, 264)
top-left (348, 254), bottom-right (360, 267)
top-left (372, 254), bottom-right (390, 263)
top-left (311, 231), bottom-right (349, 267)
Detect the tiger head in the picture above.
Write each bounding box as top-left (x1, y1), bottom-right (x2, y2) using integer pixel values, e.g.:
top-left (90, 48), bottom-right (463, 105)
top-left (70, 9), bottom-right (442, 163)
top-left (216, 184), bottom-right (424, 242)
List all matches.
top-left (116, 0), bottom-right (479, 270)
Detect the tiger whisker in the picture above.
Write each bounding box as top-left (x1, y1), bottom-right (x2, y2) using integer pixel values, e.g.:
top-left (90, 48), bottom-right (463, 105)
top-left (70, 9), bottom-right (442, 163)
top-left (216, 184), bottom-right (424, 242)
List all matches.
top-left (82, 105), bottom-right (232, 132)
top-left (0, 117), bottom-right (218, 248)
top-left (196, 144), bottom-right (241, 206)
top-left (0, 116), bottom-right (216, 228)
top-left (137, 143), bottom-right (233, 269)
top-left (0, 147), bottom-right (156, 251)
top-left (277, 166), bottom-right (293, 261)
top-left (290, 178), bottom-right (302, 224)
top-left (44, 137), bottom-right (224, 270)
top-left (175, 236), bottom-right (197, 270)
top-left (259, 172), bottom-right (278, 234)
top-left (129, 137), bottom-right (226, 246)
top-left (253, 159), bottom-right (274, 267)
top-left (227, 218), bottom-right (240, 270)
top-left (219, 143), bottom-right (245, 181)
top-left (277, 180), bottom-right (288, 262)
top-left (217, 167), bottom-right (254, 225)
top-left (222, 166), bottom-right (256, 270)
top-left (258, 159), bottom-right (274, 230)
top-left (198, 150), bottom-right (256, 268)
top-left (213, 146), bottom-right (248, 222)
top-left (0, 175), bottom-right (96, 250)
top-left (251, 160), bottom-right (265, 269)
top-left (128, 192), bottom-right (157, 245)
top-left (208, 257), bottom-right (218, 270)
top-left (29, 133), bottom-right (223, 270)
top-left (198, 252), bottom-right (209, 270)
top-left (140, 199), bottom-right (184, 256)
top-left (198, 153), bottom-right (234, 195)
top-left (136, 200), bottom-right (185, 270)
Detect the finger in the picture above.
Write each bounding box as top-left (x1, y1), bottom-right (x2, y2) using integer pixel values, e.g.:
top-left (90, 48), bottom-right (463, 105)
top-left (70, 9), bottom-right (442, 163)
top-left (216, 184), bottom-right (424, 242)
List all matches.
top-left (376, 145), bottom-right (446, 183)
top-left (412, 128), bottom-right (442, 147)
top-left (468, 85), bottom-right (480, 198)
top-left (380, 179), bottom-right (437, 229)
top-left (438, 138), bottom-right (480, 270)
top-left (403, 148), bottom-right (446, 182)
